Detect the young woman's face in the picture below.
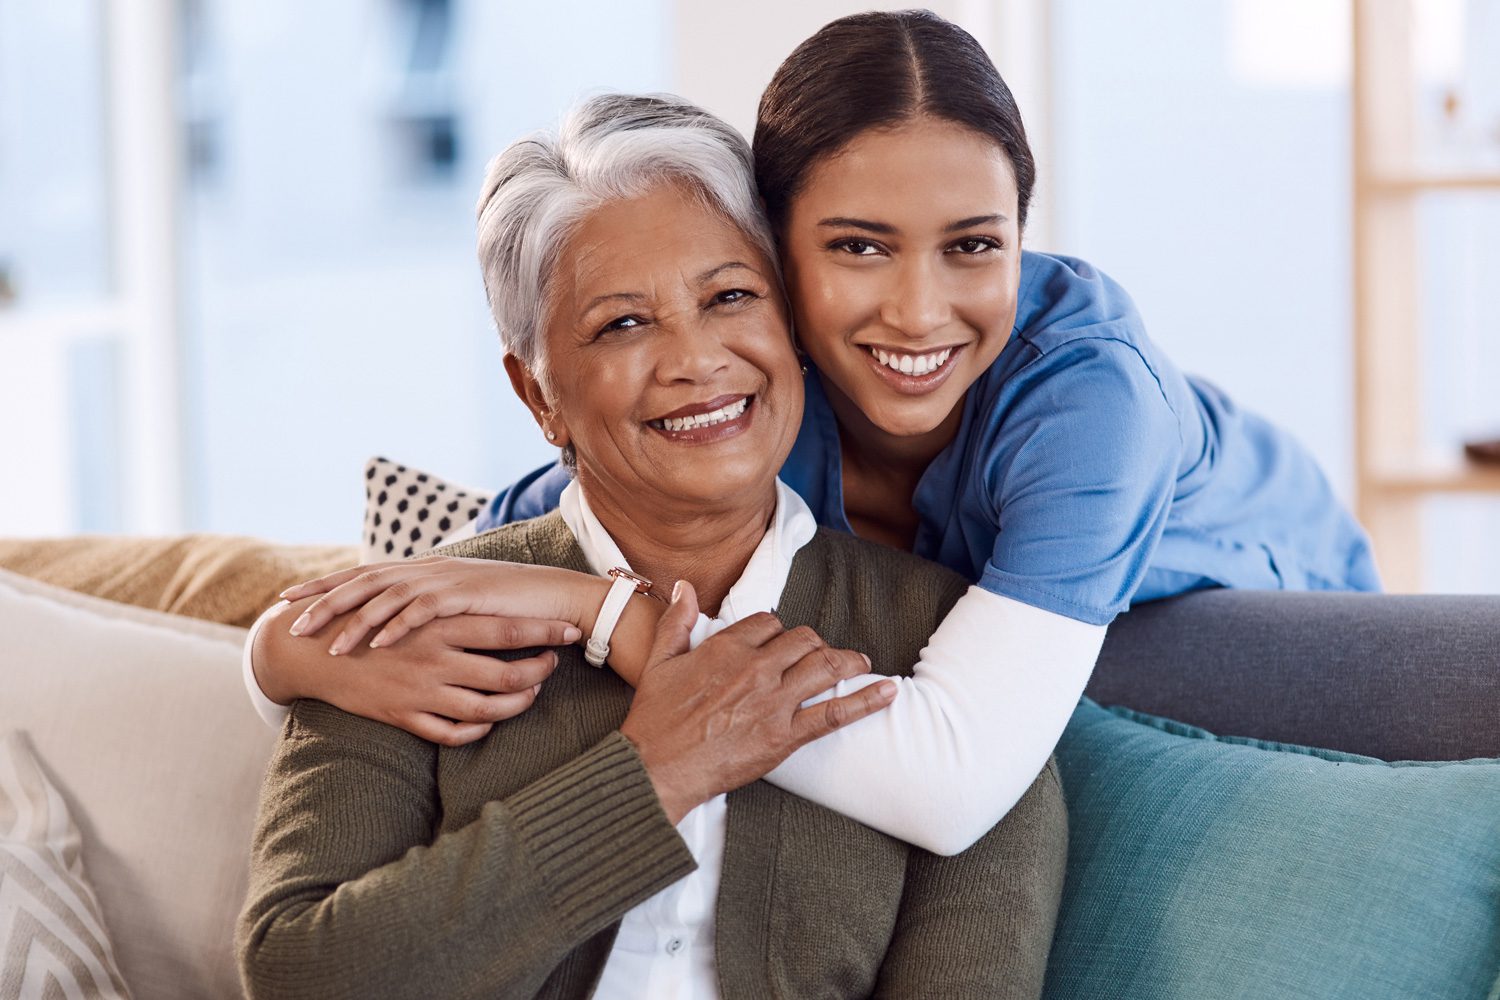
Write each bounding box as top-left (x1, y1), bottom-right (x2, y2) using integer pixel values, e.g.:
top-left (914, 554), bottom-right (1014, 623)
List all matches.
top-left (780, 116), bottom-right (1022, 440)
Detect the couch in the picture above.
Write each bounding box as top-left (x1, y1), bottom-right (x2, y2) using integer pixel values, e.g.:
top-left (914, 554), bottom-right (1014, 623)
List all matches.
top-left (2, 534), bottom-right (1497, 999)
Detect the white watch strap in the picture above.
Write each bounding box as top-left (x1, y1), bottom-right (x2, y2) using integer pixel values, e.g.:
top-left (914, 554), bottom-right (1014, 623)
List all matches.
top-left (585, 573), bottom-right (638, 667)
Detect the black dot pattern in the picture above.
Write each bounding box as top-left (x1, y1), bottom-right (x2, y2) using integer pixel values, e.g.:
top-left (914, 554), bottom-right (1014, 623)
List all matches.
top-left (359, 456), bottom-right (493, 564)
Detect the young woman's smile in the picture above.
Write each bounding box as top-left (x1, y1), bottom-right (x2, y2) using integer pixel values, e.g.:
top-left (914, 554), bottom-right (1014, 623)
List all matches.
top-left (781, 116), bottom-right (1022, 443)
top-left (860, 343), bottom-right (965, 394)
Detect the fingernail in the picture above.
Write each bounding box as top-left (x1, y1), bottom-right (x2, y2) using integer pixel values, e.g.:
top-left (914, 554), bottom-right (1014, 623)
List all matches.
top-left (278, 586), bottom-right (299, 600)
top-left (327, 637), bottom-right (346, 656)
top-left (563, 626), bottom-right (582, 642)
top-left (878, 680), bottom-right (897, 701)
top-left (531, 683), bottom-right (542, 696)
top-left (671, 580), bottom-right (684, 602)
top-left (368, 630), bottom-right (387, 649)
top-left (289, 612), bottom-right (311, 636)
top-left (861, 653), bottom-right (872, 668)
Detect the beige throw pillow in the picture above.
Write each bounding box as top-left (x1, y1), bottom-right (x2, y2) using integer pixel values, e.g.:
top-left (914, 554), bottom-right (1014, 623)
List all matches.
top-left (0, 731), bottom-right (133, 999)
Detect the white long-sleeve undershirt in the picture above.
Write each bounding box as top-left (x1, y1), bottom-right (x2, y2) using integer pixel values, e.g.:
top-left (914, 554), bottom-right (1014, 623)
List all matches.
top-left (768, 584), bottom-right (1103, 855)
top-left (242, 482), bottom-right (1104, 856)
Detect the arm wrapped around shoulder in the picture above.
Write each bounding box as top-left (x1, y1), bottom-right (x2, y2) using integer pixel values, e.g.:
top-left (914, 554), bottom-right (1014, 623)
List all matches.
top-left (768, 583), bottom-right (1102, 855)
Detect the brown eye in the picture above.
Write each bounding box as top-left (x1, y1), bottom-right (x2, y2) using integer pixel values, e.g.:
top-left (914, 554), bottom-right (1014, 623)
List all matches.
top-left (831, 238), bottom-right (882, 256)
top-left (597, 314), bottom-right (646, 338)
top-left (950, 237), bottom-right (1001, 255)
top-left (714, 288), bottom-right (754, 305)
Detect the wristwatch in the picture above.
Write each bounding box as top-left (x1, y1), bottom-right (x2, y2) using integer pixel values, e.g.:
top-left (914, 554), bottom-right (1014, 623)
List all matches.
top-left (584, 567), bottom-right (667, 667)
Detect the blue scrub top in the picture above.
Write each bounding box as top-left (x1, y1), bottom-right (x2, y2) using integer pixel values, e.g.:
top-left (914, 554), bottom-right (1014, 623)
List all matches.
top-left (477, 251), bottom-right (1380, 625)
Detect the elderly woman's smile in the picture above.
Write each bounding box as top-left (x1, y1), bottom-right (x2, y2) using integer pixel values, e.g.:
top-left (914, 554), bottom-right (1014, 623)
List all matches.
top-left (516, 180), bottom-right (804, 517)
top-left (646, 393), bottom-right (751, 437)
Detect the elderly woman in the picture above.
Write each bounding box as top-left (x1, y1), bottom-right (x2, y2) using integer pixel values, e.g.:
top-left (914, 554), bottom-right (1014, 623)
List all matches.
top-left (237, 94), bottom-right (1066, 999)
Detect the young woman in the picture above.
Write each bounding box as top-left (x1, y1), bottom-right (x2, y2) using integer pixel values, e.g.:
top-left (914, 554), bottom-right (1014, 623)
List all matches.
top-left (252, 11), bottom-right (1377, 854)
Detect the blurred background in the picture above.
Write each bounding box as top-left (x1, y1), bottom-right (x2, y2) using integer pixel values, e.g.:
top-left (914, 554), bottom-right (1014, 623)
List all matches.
top-left (1, 0), bottom-right (1497, 592)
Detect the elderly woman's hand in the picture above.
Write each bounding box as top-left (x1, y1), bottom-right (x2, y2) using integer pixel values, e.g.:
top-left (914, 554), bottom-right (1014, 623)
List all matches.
top-left (620, 582), bottom-right (896, 824)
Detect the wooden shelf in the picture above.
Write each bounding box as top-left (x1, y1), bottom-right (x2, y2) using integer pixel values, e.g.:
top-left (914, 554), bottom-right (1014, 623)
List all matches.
top-left (1366, 170), bottom-right (1500, 193)
top-left (1367, 462), bottom-right (1500, 495)
top-left (1352, 1), bottom-right (1500, 589)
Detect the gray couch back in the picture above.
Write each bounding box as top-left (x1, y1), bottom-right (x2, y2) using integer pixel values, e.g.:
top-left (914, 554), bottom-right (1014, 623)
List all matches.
top-left (1088, 590), bottom-right (1500, 762)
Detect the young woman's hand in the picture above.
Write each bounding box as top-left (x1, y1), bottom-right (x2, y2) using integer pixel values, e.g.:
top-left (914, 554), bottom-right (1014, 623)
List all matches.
top-left (254, 599), bottom-right (579, 746)
top-left (620, 582), bottom-right (896, 823)
top-left (277, 557), bottom-right (598, 656)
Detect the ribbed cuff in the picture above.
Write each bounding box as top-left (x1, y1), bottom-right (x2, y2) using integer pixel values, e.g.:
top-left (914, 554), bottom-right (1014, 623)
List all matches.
top-left (507, 731), bottom-right (696, 939)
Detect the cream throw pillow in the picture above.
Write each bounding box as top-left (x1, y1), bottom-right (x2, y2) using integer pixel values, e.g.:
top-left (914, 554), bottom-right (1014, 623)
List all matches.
top-left (0, 568), bottom-right (275, 1000)
top-left (0, 732), bottom-right (132, 999)
top-left (360, 455), bottom-right (491, 563)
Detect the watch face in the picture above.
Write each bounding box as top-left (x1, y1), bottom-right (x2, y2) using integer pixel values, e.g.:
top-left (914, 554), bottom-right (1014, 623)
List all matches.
top-left (607, 566), bottom-right (645, 588)
top-left (608, 566), bottom-right (668, 602)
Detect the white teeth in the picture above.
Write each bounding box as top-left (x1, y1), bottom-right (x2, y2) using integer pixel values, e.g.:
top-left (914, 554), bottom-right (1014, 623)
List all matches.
top-left (654, 396), bottom-right (749, 433)
top-left (870, 347), bottom-right (952, 377)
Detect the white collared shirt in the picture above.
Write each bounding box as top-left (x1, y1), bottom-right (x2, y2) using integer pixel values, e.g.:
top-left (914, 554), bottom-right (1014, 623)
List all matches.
top-left (566, 478), bottom-right (813, 1000)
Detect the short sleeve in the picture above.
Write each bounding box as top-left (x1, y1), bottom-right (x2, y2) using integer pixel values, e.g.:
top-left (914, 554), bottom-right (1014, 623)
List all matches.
top-left (475, 461), bottom-right (572, 531)
top-left (978, 337), bottom-right (1179, 625)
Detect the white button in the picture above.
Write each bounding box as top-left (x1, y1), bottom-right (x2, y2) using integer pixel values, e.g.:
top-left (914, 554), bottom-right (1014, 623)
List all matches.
top-left (665, 936), bottom-right (685, 956)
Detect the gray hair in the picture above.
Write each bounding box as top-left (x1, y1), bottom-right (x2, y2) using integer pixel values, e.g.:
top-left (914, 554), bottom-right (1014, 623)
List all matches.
top-left (475, 93), bottom-right (778, 384)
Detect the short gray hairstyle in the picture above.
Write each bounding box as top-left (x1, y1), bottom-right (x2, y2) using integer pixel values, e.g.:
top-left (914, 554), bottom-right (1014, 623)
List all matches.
top-left (476, 93), bottom-right (778, 381)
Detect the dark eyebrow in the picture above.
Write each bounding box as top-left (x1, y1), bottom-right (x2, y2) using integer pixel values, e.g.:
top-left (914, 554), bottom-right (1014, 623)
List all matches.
top-left (817, 215), bottom-right (1010, 235)
top-left (695, 261), bottom-right (757, 284)
top-left (945, 214), bottom-right (1008, 232)
top-left (817, 216), bottom-right (896, 235)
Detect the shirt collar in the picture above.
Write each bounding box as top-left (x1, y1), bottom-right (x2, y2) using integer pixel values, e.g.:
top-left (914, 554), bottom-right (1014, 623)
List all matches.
top-left (557, 478), bottom-right (817, 627)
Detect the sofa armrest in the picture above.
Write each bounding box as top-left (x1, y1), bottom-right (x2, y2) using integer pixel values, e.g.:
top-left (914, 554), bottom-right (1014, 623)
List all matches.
top-left (1089, 590), bottom-right (1500, 761)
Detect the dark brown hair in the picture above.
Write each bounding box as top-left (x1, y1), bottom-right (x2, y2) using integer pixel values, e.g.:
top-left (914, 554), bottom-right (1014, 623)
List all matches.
top-left (753, 9), bottom-right (1035, 233)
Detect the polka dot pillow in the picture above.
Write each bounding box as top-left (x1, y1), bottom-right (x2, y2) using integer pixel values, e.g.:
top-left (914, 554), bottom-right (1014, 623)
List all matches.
top-left (360, 456), bottom-right (492, 564)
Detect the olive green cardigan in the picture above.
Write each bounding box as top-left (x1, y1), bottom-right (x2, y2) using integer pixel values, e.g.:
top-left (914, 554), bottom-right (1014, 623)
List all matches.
top-left (238, 512), bottom-right (1067, 999)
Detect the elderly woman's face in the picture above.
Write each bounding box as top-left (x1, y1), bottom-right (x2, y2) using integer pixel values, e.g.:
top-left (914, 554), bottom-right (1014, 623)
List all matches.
top-left (518, 182), bottom-right (802, 512)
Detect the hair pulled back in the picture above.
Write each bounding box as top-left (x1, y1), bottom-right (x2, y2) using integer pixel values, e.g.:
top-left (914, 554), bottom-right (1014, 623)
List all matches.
top-left (753, 9), bottom-right (1035, 233)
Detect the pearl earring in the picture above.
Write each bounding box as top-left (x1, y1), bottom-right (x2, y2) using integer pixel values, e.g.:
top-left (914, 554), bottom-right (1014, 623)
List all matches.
top-left (546, 430), bottom-right (556, 442)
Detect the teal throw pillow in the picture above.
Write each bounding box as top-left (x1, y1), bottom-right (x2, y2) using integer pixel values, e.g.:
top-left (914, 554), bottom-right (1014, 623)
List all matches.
top-left (1045, 698), bottom-right (1500, 1000)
